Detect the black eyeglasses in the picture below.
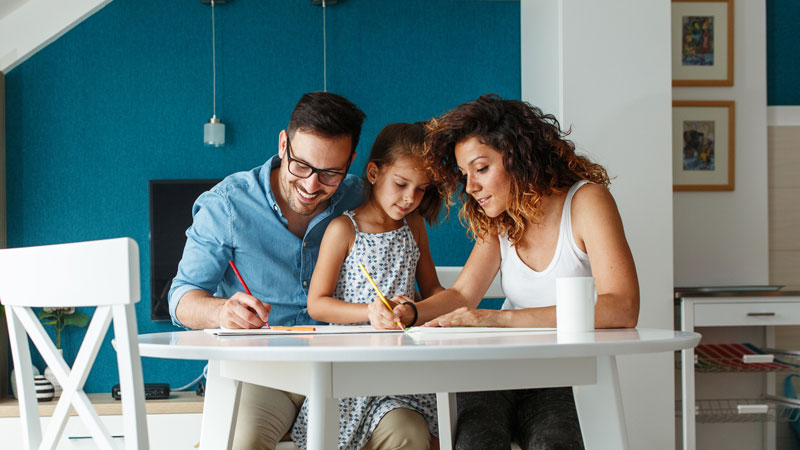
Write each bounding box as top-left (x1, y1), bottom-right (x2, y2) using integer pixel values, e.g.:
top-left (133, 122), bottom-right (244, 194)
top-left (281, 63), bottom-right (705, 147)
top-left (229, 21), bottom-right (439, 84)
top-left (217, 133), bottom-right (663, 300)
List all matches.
top-left (284, 134), bottom-right (348, 187)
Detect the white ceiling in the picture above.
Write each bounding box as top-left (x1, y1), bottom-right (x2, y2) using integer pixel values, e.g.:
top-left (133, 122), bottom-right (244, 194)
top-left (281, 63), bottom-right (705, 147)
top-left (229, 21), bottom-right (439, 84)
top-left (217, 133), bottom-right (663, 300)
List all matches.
top-left (0, 0), bottom-right (111, 73)
top-left (0, 0), bottom-right (29, 20)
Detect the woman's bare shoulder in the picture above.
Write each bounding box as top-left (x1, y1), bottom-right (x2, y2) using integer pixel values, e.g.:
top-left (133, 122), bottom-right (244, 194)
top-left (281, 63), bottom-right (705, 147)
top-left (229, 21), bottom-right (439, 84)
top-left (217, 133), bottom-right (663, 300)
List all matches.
top-left (572, 183), bottom-right (618, 216)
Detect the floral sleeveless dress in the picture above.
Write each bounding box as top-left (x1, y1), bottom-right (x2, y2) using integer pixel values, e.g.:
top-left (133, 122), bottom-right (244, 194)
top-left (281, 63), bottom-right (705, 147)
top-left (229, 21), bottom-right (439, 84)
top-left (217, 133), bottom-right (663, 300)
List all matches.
top-left (291, 211), bottom-right (439, 450)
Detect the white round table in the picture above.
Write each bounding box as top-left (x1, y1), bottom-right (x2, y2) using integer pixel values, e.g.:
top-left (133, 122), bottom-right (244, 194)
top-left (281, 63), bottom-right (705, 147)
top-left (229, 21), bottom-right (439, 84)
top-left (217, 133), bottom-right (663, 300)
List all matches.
top-left (138, 328), bottom-right (700, 450)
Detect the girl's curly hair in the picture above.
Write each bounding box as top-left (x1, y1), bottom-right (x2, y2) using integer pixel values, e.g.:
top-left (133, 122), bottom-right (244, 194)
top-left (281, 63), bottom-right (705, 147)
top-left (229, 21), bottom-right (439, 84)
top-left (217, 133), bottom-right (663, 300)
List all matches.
top-left (425, 94), bottom-right (610, 244)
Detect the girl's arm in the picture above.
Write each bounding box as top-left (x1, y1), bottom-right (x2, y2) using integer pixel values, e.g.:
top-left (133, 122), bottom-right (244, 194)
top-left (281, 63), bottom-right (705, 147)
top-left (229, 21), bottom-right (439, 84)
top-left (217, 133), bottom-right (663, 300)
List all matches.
top-left (374, 214), bottom-right (444, 328)
top-left (307, 216), bottom-right (370, 324)
top-left (429, 184), bottom-right (639, 328)
top-left (408, 213), bottom-right (444, 299)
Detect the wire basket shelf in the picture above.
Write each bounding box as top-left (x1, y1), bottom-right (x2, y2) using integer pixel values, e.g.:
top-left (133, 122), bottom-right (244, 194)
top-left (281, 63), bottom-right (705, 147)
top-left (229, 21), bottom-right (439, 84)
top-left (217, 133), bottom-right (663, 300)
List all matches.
top-left (677, 396), bottom-right (800, 423)
top-left (675, 344), bottom-right (800, 373)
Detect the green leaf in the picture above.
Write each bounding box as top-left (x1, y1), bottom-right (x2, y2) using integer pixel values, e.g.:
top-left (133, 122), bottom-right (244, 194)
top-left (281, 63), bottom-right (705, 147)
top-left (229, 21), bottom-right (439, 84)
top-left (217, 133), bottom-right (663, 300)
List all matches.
top-left (64, 313), bottom-right (90, 328)
top-left (38, 312), bottom-right (57, 320)
top-left (41, 320), bottom-right (57, 326)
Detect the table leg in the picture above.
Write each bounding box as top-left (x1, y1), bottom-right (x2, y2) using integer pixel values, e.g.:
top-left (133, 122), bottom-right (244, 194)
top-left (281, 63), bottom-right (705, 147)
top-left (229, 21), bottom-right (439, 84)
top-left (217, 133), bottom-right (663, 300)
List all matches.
top-left (436, 392), bottom-right (457, 450)
top-left (307, 362), bottom-right (338, 450)
top-left (573, 355), bottom-right (629, 450)
top-left (200, 360), bottom-right (241, 450)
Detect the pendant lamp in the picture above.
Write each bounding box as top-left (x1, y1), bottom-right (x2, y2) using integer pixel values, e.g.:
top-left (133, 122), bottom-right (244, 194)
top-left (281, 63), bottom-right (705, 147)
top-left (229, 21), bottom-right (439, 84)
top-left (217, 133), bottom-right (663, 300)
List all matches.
top-left (203, 0), bottom-right (226, 147)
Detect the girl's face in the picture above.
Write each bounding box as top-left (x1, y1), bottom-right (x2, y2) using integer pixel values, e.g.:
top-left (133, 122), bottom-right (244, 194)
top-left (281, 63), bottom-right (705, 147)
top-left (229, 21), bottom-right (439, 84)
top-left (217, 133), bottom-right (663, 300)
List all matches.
top-left (367, 156), bottom-right (430, 221)
top-left (454, 137), bottom-right (511, 218)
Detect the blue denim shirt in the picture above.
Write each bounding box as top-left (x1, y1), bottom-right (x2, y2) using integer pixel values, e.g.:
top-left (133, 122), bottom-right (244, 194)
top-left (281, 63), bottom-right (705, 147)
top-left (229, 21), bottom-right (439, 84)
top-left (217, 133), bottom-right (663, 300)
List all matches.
top-left (168, 155), bottom-right (365, 329)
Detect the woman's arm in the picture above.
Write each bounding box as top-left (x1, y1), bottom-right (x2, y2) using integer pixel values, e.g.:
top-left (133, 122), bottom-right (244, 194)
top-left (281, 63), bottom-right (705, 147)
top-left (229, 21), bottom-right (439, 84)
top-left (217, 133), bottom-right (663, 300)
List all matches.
top-left (307, 216), bottom-right (369, 323)
top-left (415, 236), bottom-right (504, 324)
top-left (369, 236), bottom-right (503, 329)
top-left (571, 184), bottom-right (639, 328)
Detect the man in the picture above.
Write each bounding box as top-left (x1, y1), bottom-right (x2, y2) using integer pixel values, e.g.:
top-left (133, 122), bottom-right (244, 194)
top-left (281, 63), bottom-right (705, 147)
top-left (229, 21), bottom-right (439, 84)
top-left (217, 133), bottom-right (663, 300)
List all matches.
top-left (169, 92), bottom-right (431, 450)
top-left (170, 92), bottom-right (366, 449)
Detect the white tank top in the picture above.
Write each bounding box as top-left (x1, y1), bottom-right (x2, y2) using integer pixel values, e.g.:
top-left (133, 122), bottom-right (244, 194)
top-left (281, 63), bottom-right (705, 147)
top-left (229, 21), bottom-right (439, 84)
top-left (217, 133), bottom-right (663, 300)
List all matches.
top-left (499, 181), bottom-right (592, 310)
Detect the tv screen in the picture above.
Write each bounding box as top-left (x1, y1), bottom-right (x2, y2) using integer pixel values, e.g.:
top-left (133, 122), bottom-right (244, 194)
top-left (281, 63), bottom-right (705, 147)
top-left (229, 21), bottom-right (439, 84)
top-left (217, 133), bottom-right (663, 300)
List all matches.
top-left (149, 179), bottom-right (221, 321)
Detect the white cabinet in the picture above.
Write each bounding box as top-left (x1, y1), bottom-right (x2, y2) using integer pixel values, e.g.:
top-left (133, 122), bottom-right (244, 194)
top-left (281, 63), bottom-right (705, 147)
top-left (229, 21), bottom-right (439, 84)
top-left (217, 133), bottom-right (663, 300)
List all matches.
top-left (677, 290), bottom-right (800, 450)
top-left (0, 392), bottom-right (203, 449)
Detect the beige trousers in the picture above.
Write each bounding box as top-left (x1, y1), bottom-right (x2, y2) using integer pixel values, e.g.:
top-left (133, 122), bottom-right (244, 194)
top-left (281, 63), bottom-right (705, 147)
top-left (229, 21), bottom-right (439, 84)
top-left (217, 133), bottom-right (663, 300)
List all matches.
top-left (232, 382), bottom-right (431, 450)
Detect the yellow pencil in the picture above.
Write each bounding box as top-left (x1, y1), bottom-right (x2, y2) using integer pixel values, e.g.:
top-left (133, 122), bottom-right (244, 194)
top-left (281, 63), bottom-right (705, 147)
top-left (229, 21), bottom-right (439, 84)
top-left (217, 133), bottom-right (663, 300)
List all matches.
top-left (358, 262), bottom-right (404, 330)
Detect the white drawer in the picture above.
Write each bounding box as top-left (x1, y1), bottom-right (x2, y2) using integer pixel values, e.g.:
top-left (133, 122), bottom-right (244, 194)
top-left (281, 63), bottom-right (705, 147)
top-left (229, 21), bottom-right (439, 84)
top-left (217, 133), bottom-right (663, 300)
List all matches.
top-left (693, 301), bottom-right (800, 326)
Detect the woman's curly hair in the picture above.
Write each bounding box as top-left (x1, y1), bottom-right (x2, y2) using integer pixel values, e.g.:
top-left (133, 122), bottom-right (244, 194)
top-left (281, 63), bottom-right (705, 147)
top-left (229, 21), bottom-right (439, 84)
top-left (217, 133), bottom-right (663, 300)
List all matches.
top-left (425, 94), bottom-right (610, 244)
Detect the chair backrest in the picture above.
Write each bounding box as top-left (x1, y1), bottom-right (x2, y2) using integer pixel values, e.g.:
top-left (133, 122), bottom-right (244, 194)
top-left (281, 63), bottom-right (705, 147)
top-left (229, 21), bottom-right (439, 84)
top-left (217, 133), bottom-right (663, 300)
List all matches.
top-left (435, 266), bottom-right (505, 299)
top-left (0, 237), bottom-right (148, 450)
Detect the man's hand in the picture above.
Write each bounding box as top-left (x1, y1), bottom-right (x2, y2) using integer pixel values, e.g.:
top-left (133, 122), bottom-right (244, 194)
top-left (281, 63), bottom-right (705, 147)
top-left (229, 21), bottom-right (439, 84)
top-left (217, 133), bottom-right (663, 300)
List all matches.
top-left (218, 292), bottom-right (271, 329)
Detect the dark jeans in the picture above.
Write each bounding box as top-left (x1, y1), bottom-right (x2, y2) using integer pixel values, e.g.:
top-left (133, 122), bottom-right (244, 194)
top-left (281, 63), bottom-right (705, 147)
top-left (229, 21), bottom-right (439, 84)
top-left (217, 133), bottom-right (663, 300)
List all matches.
top-left (454, 388), bottom-right (585, 450)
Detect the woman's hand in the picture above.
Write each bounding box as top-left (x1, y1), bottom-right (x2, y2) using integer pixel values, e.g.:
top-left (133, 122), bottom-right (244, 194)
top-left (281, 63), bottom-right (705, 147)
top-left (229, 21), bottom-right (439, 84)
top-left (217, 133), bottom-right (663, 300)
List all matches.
top-left (424, 307), bottom-right (503, 327)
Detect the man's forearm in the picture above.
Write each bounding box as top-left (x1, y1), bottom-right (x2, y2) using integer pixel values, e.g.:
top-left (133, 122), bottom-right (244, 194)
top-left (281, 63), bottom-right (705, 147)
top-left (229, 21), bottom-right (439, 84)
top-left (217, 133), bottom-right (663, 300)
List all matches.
top-left (175, 289), bottom-right (226, 329)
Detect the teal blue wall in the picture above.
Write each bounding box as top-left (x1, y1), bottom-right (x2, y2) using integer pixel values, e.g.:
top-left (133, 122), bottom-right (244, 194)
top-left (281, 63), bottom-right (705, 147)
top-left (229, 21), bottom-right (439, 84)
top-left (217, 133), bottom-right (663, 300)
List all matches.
top-left (767, 0), bottom-right (800, 105)
top-left (4, 0), bottom-right (519, 393)
top-left (5, 0), bottom-right (797, 394)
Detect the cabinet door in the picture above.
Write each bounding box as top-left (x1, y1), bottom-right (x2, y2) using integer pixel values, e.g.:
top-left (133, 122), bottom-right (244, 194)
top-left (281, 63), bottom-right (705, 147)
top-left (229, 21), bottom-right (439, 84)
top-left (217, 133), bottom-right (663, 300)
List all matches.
top-left (694, 302), bottom-right (800, 327)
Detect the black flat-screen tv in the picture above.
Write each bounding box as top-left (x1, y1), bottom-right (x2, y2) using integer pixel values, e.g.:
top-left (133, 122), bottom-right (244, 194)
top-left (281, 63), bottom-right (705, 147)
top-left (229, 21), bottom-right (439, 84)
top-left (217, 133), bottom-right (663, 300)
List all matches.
top-left (149, 179), bottom-right (221, 321)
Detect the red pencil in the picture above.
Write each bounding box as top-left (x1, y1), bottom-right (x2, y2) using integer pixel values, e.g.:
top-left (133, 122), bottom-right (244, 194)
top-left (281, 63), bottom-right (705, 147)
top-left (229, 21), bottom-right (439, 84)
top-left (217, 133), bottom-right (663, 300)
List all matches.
top-left (228, 260), bottom-right (269, 328)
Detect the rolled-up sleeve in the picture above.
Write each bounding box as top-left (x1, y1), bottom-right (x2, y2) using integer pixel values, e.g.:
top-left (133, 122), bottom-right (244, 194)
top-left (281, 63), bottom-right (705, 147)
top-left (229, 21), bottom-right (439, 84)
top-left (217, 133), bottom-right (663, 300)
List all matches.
top-left (168, 189), bottom-right (233, 328)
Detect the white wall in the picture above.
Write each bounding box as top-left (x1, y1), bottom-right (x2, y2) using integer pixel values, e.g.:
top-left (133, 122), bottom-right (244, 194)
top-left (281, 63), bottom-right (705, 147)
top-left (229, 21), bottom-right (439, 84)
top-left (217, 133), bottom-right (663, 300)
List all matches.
top-left (521, 1), bottom-right (674, 449)
top-left (1, 71), bottom-right (5, 249)
top-left (672, 0), bottom-right (769, 286)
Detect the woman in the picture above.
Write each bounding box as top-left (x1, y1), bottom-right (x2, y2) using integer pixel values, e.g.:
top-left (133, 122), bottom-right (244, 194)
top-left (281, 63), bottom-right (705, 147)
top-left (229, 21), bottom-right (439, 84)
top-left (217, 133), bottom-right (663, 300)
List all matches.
top-left (368, 94), bottom-right (639, 450)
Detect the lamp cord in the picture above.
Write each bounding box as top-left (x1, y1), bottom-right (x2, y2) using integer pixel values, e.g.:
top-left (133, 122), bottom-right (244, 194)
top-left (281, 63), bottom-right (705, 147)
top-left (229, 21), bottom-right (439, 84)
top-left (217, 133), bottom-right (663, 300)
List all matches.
top-left (211, 0), bottom-right (217, 117)
top-left (322, 0), bottom-right (327, 92)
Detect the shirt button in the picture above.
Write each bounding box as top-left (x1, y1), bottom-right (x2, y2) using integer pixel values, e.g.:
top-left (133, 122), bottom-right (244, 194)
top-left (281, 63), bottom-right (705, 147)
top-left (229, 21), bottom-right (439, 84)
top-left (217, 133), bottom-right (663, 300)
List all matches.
top-left (303, 281), bottom-right (308, 287)
top-left (303, 242), bottom-right (307, 247)
top-left (273, 205), bottom-right (277, 211)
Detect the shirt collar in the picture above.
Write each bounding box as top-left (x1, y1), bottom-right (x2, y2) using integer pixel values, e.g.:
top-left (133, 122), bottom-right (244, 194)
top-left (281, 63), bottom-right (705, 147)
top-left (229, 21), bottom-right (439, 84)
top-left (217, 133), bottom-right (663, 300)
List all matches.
top-left (262, 155), bottom-right (283, 219)
top-left (260, 153), bottom-right (355, 219)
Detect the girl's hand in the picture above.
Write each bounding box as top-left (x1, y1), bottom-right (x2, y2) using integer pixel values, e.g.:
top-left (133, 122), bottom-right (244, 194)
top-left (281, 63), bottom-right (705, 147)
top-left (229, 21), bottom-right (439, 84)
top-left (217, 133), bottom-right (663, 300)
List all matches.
top-left (389, 295), bottom-right (416, 327)
top-left (424, 307), bottom-right (499, 328)
top-left (367, 297), bottom-right (403, 330)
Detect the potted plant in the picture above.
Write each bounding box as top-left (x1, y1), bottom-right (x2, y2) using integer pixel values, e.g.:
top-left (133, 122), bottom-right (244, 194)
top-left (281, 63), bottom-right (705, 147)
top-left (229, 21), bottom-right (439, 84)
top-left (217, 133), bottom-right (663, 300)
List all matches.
top-left (37, 307), bottom-right (89, 396)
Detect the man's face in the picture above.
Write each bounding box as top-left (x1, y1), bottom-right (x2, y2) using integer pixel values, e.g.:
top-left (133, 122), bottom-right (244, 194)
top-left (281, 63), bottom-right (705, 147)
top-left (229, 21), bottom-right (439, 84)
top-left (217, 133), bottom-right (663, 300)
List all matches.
top-left (277, 129), bottom-right (353, 216)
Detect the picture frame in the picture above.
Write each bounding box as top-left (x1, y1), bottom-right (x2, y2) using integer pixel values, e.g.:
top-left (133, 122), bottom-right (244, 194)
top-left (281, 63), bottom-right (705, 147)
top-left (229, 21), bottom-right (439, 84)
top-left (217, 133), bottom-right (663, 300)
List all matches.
top-left (671, 0), bottom-right (733, 86)
top-left (672, 101), bottom-right (735, 191)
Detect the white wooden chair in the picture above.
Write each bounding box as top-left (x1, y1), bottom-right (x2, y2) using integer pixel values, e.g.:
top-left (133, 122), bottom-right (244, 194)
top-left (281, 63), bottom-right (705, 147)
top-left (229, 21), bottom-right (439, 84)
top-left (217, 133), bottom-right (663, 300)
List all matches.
top-left (435, 265), bottom-right (505, 300)
top-left (0, 237), bottom-right (148, 450)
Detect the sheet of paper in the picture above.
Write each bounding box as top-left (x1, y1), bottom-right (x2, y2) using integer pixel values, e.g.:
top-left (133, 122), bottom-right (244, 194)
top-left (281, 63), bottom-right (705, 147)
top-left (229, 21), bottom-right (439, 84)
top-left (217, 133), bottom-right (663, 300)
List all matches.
top-left (204, 324), bottom-right (403, 336)
top-left (404, 326), bottom-right (555, 341)
top-left (405, 326), bottom-right (554, 334)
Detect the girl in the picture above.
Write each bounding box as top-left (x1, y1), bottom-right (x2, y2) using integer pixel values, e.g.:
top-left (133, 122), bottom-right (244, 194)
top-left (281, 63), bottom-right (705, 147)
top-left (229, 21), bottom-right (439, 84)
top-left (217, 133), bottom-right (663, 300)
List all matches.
top-left (291, 122), bottom-right (443, 450)
top-left (368, 95), bottom-right (640, 450)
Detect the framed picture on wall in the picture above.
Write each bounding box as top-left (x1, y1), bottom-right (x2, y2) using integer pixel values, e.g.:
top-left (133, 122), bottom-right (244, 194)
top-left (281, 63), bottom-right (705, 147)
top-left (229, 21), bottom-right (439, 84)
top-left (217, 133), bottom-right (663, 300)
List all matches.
top-left (672, 101), bottom-right (735, 191)
top-left (671, 0), bottom-right (733, 86)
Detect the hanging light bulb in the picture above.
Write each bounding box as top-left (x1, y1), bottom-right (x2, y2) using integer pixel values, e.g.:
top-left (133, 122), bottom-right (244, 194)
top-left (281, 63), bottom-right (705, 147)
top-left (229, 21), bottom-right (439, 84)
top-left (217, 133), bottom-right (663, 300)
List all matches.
top-left (204, 0), bottom-right (225, 147)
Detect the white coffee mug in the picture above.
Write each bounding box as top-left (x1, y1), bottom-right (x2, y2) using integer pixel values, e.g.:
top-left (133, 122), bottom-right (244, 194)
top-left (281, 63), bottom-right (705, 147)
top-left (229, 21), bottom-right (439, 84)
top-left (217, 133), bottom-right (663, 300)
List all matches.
top-left (556, 276), bottom-right (596, 333)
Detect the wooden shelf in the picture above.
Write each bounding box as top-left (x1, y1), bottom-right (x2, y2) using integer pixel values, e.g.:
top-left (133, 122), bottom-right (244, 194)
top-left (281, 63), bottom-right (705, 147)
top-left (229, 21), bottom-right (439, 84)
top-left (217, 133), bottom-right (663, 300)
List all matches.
top-left (0, 391), bottom-right (203, 418)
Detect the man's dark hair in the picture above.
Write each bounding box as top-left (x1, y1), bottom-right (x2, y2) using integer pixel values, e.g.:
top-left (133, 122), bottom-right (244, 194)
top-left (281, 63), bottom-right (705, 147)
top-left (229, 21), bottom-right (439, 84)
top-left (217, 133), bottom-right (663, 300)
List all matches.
top-left (288, 92), bottom-right (367, 155)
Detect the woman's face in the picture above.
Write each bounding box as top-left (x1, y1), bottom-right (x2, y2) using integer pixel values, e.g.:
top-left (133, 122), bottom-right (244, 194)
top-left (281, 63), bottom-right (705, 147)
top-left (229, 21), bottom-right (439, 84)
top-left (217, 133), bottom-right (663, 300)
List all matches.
top-left (454, 137), bottom-right (511, 218)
